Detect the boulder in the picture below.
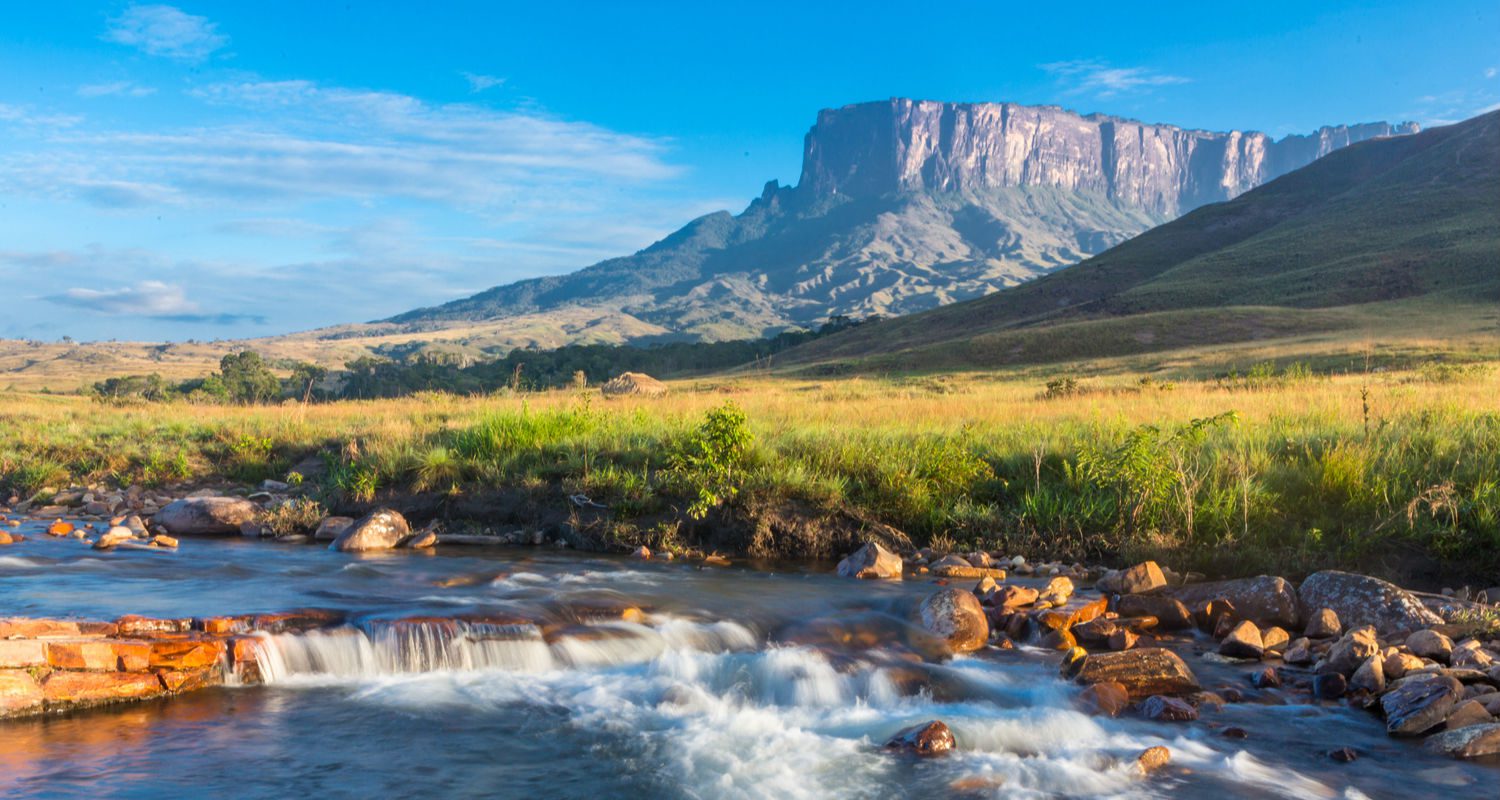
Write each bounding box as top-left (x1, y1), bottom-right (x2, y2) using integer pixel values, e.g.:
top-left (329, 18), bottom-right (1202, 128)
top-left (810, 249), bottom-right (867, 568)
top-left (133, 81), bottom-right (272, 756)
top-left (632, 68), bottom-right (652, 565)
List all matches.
top-left (329, 509), bottom-right (411, 552)
top-left (1313, 673), bottom-right (1347, 699)
top-left (994, 585), bottom-right (1038, 610)
top-left (1321, 627), bottom-right (1380, 676)
top-left (1407, 630), bottom-right (1454, 663)
top-left (1443, 699), bottom-right (1493, 731)
top-left (313, 516), bottom-right (354, 541)
top-left (1099, 562), bottom-right (1167, 595)
top-left (1077, 681), bottom-right (1129, 716)
top-left (1250, 667), bottom-right (1281, 689)
top-left (918, 589), bottom-right (989, 654)
top-left (837, 542), bottom-right (904, 579)
top-left (1350, 656), bottom-right (1386, 694)
top-left (404, 529), bottom-right (438, 549)
top-left (1298, 571), bottom-right (1442, 633)
top-left (1116, 594), bottom-right (1193, 630)
top-left (1382, 674), bottom-right (1464, 736)
top-left (599, 372), bottom-right (668, 398)
top-left (1039, 577), bottom-right (1074, 606)
top-left (1219, 621), bottom-right (1264, 659)
top-left (1071, 648), bottom-right (1200, 699)
top-left (1136, 746), bottom-right (1171, 773)
top-left (1304, 608), bottom-right (1342, 639)
top-left (1283, 637), bottom-right (1316, 665)
top-left (1171, 575), bottom-right (1300, 628)
top-left (154, 497), bottom-right (261, 535)
top-left (1384, 651), bottom-right (1425, 680)
top-left (1424, 723), bottom-right (1500, 759)
top-left (1261, 626), bottom-right (1291, 652)
top-left (1141, 695), bottom-right (1197, 722)
top-left (1451, 640), bottom-right (1495, 669)
top-left (883, 720), bottom-right (955, 756)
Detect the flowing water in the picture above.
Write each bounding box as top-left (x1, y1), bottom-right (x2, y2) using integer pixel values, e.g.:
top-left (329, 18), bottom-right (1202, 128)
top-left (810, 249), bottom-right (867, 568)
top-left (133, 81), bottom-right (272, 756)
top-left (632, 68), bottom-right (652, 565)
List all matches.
top-left (1, 524), bottom-right (1494, 799)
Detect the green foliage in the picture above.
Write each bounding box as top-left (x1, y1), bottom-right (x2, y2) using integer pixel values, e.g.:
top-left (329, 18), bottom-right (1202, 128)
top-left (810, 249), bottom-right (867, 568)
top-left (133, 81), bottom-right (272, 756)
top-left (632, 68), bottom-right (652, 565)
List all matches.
top-left (263, 498), bottom-right (326, 536)
top-left (670, 402), bottom-right (754, 518)
top-left (218, 351), bottom-right (281, 404)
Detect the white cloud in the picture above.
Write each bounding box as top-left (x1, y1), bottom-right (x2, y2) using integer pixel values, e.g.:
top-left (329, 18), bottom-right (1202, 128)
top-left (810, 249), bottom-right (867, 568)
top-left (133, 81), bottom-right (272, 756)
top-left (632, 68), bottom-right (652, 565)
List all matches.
top-left (47, 280), bottom-right (197, 316)
top-left (1486, 67), bottom-right (1497, 79)
top-left (1041, 60), bottom-right (1189, 98)
top-left (462, 72), bottom-right (505, 92)
top-left (0, 103), bottom-right (83, 129)
top-left (78, 81), bottom-right (157, 98)
top-left (104, 4), bottom-right (227, 62)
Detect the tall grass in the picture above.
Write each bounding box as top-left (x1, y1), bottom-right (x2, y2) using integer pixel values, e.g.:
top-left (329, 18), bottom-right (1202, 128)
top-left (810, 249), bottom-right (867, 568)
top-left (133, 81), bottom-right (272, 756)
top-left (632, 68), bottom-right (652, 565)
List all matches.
top-left (0, 363), bottom-right (1496, 582)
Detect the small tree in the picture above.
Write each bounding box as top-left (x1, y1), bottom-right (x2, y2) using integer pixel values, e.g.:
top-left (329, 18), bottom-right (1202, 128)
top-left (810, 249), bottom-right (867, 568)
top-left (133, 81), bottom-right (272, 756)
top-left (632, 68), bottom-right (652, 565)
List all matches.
top-left (219, 351), bottom-right (280, 404)
top-left (670, 402), bottom-right (754, 519)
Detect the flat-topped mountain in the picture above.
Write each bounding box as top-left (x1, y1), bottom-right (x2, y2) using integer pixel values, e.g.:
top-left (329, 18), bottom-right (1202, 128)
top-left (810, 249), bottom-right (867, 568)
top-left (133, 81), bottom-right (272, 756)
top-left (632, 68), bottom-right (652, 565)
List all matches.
top-left (389, 99), bottom-right (1418, 343)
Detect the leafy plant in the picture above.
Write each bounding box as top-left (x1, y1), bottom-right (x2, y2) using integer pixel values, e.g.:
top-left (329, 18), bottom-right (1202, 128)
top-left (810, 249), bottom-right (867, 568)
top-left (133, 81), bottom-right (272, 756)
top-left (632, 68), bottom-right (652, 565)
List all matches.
top-left (670, 402), bottom-right (754, 518)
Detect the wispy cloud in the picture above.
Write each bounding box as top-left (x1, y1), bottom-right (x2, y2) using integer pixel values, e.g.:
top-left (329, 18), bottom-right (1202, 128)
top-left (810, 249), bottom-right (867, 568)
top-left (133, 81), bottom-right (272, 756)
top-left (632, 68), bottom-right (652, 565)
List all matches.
top-left (78, 81), bottom-right (157, 98)
top-left (1040, 60), bottom-right (1189, 98)
top-left (1486, 67), bottom-right (1497, 80)
top-left (104, 4), bottom-right (227, 62)
top-left (46, 280), bottom-right (198, 317)
top-left (0, 103), bottom-right (83, 129)
top-left (462, 72), bottom-right (505, 92)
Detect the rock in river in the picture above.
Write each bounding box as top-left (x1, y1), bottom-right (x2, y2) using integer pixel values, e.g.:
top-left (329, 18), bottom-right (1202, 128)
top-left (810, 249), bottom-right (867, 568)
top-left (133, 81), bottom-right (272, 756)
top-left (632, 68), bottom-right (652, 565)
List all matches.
top-left (1071, 648), bottom-right (1200, 699)
top-left (919, 589), bottom-right (989, 654)
top-left (884, 720), bottom-right (956, 756)
top-left (330, 509), bottom-right (411, 552)
top-left (1321, 626), bottom-right (1381, 676)
top-left (1298, 571), bottom-right (1441, 633)
top-left (1170, 575), bottom-right (1300, 629)
top-left (1382, 674), bottom-right (1464, 736)
top-left (313, 516), bottom-right (354, 541)
top-left (154, 497), bottom-right (261, 535)
top-left (837, 542), bottom-right (903, 580)
top-left (1424, 723), bottom-right (1500, 759)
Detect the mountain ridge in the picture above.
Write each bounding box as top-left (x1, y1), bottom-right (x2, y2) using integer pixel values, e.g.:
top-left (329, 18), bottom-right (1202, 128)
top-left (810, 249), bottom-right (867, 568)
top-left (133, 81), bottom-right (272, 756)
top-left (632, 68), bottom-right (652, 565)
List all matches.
top-left (387, 98), bottom-right (1418, 344)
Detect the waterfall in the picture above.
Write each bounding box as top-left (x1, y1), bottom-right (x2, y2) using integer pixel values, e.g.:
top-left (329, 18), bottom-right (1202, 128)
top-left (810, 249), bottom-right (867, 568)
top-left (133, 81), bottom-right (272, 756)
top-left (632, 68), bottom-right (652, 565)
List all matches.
top-left (253, 617), bottom-right (758, 683)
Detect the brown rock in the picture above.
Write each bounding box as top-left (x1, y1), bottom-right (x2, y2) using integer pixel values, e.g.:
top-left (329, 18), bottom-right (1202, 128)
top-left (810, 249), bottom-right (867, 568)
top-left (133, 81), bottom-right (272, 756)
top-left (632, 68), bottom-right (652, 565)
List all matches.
top-left (1136, 745), bottom-right (1172, 773)
top-left (1321, 626), bottom-right (1380, 676)
top-left (1073, 618), bottom-right (1118, 647)
top-left (1313, 673), bottom-right (1347, 699)
top-left (1261, 626), bottom-right (1291, 652)
top-left (1424, 723), bottom-right (1500, 759)
top-left (148, 639), bottom-right (227, 669)
top-left (1116, 595), bottom-right (1193, 630)
top-left (198, 616), bottom-right (249, 635)
top-left (1451, 640), bottom-right (1494, 669)
top-left (994, 585), bottom-right (1039, 610)
top-left (837, 542), bottom-right (903, 580)
top-left (155, 496), bottom-right (262, 535)
top-left (41, 671), bottom-right (163, 706)
top-left (919, 589), bottom-right (990, 654)
top-left (46, 640), bottom-right (125, 671)
top-left (313, 516), bottom-right (354, 541)
top-left (403, 529), bottom-right (438, 549)
top-left (1408, 630), bottom-right (1454, 663)
top-left (1067, 597), bottom-right (1108, 627)
top-left (0, 618), bottom-right (116, 638)
top-left (1250, 667), bottom-right (1281, 689)
top-left (0, 669), bottom-right (44, 716)
top-left (330, 508), bottom-right (411, 552)
top-left (1073, 648), bottom-right (1200, 699)
top-left (1105, 562), bottom-right (1167, 595)
top-left (1305, 608), bottom-right (1342, 639)
top-left (156, 666), bottom-right (223, 693)
top-left (1382, 651), bottom-right (1423, 680)
top-left (1383, 674), bottom-right (1464, 736)
top-left (1039, 576), bottom-right (1074, 605)
top-left (933, 564), bottom-right (1005, 580)
top-left (1077, 681), bottom-right (1130, 716)
top-left (1170, 575), bottom-right (1300, 628)
top-left (1141, 695), bottom-right (1198, 722)
top-left (631, 545), bottom-right (651, 559)
top-left (1350, 656), bottom-right (1386, 694)
top-left (1444, 699), bottom-right (1493, 731)
top-left (1219, 621), bottom-right (1265, 659)
top-left (92, 526), bottom-right (135, 550)
top-left (150, 534), bottom-right (179, 548)
top-left (116, 615), bottom-right (194, 637)
top-left (1108, 629), bottom-right (1139, 651)
top-left (1283, 637), bottom-right (1316, 665)
top-left (883, 720), bottom-right (955, 756)
top-left (1040, 628), bottom-right (1076, 651)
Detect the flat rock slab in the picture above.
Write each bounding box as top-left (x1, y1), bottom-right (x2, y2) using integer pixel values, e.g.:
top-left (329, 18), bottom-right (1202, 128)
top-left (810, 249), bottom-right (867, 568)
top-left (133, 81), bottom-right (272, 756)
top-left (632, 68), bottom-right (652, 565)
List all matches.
top-left (41, 671), bottom-right (164, 707)
top-left (1424, 723), bottom-right (1500, 758)
top-left (1382, 674), bottom-right (1464, 736)
top-left (0, 669), bottom-right (44, 715)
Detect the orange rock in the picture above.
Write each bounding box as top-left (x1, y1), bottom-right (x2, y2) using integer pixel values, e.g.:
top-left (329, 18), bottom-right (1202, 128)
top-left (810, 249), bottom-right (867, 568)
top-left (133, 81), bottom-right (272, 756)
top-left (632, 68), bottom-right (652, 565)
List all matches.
top-left (198, 616), bottom-right (249, 635)
top-left (230, 637), bottom-right (262, 663)
top-left (0, 618), bottom-right (116, 639)
top-left (0, 639), bottom-right (47, 668)
top-left (46, 640), bottom-right (124, 671)
top-left (42, 670), bottom-right (163, 706)
top-left (156, 667), bottom-right (223, 693)
top-left (148, 639), bottom-right (226, 669)
top-left (0, 669), bottom-right (44, 716)
top-left (46, 520), bottom-right (74, 537)
top-left (113, 642), bottom-right (152, 672)
top-left (0, 531), bottom-right (12, 545)
top-left (1068, 597), bottom-right (1109, 627)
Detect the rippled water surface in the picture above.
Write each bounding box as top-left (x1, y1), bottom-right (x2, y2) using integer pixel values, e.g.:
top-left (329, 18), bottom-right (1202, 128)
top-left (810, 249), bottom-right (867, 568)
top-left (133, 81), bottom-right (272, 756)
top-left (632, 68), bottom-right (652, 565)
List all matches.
top-left (1, 524), bottom-right (1495, 799)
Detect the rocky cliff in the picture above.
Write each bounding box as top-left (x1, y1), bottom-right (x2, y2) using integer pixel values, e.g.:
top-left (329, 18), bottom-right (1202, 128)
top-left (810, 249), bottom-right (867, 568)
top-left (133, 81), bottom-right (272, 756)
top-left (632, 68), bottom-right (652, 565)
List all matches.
top-left (797, 99), bottom-right (1419, 215)
top-left (386, 99), bottom-right (1418, 342)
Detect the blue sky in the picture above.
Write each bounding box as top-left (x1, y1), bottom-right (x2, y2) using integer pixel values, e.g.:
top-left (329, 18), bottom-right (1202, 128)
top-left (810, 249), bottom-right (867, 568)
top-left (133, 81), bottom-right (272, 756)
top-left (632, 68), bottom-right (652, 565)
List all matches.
top-left (0, 1), bottom-right (1495, 341)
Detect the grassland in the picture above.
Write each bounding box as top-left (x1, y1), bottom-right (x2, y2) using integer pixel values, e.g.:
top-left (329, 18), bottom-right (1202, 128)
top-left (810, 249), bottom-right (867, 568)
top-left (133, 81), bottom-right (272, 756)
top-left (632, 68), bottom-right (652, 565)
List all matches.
top-left (1, 352), bottom-right (1497, 586)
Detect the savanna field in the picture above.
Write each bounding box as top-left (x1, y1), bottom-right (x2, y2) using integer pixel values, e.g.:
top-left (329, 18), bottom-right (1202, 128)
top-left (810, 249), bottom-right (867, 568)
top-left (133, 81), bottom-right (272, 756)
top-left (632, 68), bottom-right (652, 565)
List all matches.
top-left (3, 359), bottom-right (1496, 585)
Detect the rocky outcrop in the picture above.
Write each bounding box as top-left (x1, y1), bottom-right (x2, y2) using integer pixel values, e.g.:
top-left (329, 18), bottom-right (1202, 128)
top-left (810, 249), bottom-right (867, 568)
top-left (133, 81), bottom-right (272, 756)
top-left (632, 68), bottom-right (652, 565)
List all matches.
top-left (154, 497), bottom-right (262, 535)
top-left (800, 99), bottom-right (1418, 216)
top-left (599, 372), bottom-right (668, 398)
top-left (1299, 571), bottom-right (1443, 633)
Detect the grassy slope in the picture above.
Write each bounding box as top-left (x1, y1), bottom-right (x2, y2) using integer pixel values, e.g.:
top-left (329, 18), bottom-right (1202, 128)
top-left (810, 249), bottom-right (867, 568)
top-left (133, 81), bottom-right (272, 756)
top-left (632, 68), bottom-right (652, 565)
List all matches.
top-left (779, 110), bottom-right (1500, 370)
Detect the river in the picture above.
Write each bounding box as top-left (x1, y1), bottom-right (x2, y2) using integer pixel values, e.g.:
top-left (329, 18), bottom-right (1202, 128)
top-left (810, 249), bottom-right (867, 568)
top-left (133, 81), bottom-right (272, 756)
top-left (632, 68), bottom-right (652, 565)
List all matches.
top-left (0, 524), bottom-right (1494, 798)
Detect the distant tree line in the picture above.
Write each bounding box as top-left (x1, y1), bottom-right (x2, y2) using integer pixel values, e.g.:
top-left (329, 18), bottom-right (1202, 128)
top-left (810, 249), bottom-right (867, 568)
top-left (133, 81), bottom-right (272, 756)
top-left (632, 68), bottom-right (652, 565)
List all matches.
top-left (90, 316), bottom-right (873, 403)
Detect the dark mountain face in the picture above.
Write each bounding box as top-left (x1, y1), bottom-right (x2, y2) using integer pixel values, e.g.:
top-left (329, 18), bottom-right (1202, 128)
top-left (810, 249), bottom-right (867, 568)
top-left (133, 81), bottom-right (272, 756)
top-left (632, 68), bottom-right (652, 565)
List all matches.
top-left (388, 99), bottom-right (1417, 342)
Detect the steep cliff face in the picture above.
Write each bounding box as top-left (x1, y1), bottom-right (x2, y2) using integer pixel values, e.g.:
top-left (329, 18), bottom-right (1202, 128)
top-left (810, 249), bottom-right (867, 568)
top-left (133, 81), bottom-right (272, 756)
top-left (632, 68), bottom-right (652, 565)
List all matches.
top-left (388, 99), bottom-right (1419, 343)
top-left (797, 99), bottom-right (1419, 215)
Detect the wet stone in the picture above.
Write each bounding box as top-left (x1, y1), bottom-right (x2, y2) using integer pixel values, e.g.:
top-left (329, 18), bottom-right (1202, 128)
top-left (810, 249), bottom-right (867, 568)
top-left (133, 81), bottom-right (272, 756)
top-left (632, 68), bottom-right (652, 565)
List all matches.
top-left (1141, 695), bottom-right (1198, 722)
top-left (883, 720), bottom-right (955, 757)
top-left (1382, 674), bottom-right (1464, 736)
